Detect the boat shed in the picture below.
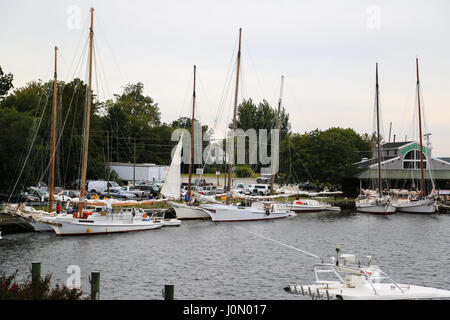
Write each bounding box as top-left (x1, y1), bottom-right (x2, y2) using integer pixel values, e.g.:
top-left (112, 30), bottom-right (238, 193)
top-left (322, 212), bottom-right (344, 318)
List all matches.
top-left (348, 141), bottom-right (450, 196)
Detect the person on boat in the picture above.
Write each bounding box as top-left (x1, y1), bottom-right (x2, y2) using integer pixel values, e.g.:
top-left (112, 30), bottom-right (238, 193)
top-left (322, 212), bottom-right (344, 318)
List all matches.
top-left (295, 194), bottom-right (299, 200)
top-left (67, 203), bottom-right (73, 216)
top-left (132, 208), bottom-right (136, 217)
top-left (56, 202), bottom-right (61, 214)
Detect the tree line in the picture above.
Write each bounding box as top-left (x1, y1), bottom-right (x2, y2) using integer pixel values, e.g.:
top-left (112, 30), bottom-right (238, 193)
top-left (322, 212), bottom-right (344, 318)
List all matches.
top-left (0, 66), bottom-right (373, 194)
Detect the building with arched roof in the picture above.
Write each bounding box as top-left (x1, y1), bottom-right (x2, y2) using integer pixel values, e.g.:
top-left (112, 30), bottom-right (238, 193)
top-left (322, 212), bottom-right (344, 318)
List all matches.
top-left (348, 141), bottom-right (450, 197)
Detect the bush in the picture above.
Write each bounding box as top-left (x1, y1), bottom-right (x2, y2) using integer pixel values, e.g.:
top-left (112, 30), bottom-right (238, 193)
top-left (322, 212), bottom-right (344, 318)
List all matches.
top-left (0, 270), bottom-right (84, 300)
top-left (235, 165), bottom-right (253, 178)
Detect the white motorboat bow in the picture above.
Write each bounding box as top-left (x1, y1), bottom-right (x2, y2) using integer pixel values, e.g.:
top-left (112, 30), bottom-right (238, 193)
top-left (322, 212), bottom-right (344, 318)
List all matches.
top-left (284, 247), bottom-right (450, 300)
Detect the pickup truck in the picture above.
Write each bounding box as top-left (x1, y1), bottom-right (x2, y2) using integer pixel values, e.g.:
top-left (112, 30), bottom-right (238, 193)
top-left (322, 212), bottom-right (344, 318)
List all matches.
top-left (135, 184), bottom-right (159, 198)
top-left (121, 186), bottom-right (147, 199)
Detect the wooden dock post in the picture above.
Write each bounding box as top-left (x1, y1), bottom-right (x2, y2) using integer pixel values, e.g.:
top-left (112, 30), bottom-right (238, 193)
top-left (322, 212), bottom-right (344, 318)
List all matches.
top-left (163, 284), bottom-right (174, 300)
top-left (90, 272), bottom-right (100, 300)
top-left (31, 262), bottom-right (41, 287)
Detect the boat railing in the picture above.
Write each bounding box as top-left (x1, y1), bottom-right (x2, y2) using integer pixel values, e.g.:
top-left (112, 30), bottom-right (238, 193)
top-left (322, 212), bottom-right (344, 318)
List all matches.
top-left (313, 264), bottom-right (345, 284)
top-left (365, 268), bottom-right (405, 294)
top-left (314, 263), bottom-right (404, 295)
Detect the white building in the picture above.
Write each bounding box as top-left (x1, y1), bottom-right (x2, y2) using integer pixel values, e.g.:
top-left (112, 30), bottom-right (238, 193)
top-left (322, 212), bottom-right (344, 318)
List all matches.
top-left (106, 162), bottom-right (169, 183)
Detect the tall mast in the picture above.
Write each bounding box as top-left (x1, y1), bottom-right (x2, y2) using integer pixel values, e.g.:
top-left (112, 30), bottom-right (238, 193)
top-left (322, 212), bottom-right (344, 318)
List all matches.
top-left (375, 63), bottom-right (382, 194)
top-left (187, 65), bottom-right (196, 199)
top-left (227, 28), bottom-right (242, 193)
top-left (48, 46), bottom-right (58, 213)
top-left (416, 58), bottom-right (426, 196)
top-left (79, 7), bottom-right (94, 216)
top-left (270, 75), bottom-right (284, 194)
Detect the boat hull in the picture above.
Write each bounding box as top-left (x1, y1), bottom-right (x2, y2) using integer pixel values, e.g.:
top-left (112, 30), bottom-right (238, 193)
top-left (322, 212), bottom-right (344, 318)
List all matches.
top-left (394, 199), bottom-right (436, 214)
top-left (46, 218), bottom-right (163, 235)
top-left (168, 201), bottom-right (210, 220)
top-left (285, 283), bottom-right (450, 300)
top-left (30, 220), bottom-right (54, 232)
top-left (356, 204), bottom-right (397, 215)
top-left (201, 204), bottom-right (292, 222)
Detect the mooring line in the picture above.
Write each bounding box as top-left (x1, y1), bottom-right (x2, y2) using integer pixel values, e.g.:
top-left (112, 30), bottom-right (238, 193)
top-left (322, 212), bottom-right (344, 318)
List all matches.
top-left (233, 226), bottom-right (321, 260)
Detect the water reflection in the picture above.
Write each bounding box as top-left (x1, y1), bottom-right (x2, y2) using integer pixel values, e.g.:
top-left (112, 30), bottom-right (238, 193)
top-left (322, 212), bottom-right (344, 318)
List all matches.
top-left (1, 211), bottom-right (450, 299)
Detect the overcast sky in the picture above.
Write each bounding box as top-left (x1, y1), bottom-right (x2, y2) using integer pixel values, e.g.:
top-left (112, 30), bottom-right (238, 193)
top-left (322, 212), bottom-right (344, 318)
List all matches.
top-left (1, 0), bottom-right (449, 156)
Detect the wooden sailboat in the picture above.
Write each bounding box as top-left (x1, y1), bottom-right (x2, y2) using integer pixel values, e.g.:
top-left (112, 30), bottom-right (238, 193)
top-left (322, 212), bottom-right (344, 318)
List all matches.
top-left (392, 58), bottom-right (436, 214)
top-left (270, 75), bottom-right (284, 195)
top-left (30, 46), bottom-right (60, 231)
top-left (165, 65), bottom-right (211, 219)
top-left (200, 29), bottom-right (293, 222)
top-left (18, 46), bottom-right (60, 232)
top-left (44, 8), bottom-right (163, 235)
top-left (355, 63), bottom-right (396, 215)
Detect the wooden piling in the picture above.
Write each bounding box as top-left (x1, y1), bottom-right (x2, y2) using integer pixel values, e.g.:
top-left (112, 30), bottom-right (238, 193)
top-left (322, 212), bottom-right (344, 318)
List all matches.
top-left (90, 272), bottom-right (100, 300)
top-left (163, 284), bottom-right (174, 300)
top-left (31, 262), bottom-right (41, 287)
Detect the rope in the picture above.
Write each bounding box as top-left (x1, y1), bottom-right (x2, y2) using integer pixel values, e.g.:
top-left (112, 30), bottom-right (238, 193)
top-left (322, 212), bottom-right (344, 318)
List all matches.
top-left (234, 226), bottom-right (321, 260)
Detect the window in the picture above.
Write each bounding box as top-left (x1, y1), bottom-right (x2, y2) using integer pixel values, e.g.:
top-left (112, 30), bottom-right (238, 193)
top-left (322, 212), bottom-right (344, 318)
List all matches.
top-left (403, 150), bottom-right (427, 169)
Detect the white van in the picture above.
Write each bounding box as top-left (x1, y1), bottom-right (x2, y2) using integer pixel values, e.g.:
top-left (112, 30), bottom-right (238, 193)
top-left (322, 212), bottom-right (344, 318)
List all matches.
top-left (87, 180), bottom-right (120, 193)
top-left (252, 184), bottom-right (271, 195)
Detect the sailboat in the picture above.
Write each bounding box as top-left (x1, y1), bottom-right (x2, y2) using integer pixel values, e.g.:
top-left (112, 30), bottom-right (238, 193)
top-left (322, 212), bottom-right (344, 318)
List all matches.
top-left (355, 63), bottom-right (396, 215)
top-left (9, 47), bottom-right (60, 232)
top-left (391, 58), bottom-right (436, 214)
top-left (164, 65), bottom-right (212, 219)
top-left (43, 8), bottom-right (163, 235)
top-left (199, 29), bottom-right (293, 222)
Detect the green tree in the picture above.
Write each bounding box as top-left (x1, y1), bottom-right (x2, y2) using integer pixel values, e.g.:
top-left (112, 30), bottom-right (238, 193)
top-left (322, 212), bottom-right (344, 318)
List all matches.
top-left (279, 128), bottom-right (372, 188)
top-left (0, 66), bottom-right (13, 99)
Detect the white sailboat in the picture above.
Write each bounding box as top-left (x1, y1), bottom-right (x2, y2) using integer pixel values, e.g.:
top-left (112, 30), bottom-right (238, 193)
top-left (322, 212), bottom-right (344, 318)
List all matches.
top-left (355, 63), bottom-right (396, 215)
top-left (201, 201), bottom-right (293, 222)
top-left (163, 66), bottom-right (212, 220)
top-left (392, 59), bottom-right (436, 214)
top-left (284, 248), bottom-right (450, 300)
top-left (43, 8), bottom-right (164, 235)
top-left (197, 29), bottom-right (294, 222)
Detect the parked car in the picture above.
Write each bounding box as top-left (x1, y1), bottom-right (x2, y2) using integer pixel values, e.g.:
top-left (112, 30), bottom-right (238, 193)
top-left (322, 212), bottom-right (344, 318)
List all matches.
top-left (27, 187), bottom-right (49, 202)
top-left (196, 185), bottom-right (216, 196)
top-left (180, 185), bottom-right (198, 197)
top-left (192, 178), bottom-right (207, 187)
top-left (59, 190), bottom-right (80, 199)
top-left (88, 180), bottom-right (120, 193)
top-left (251, 184), bottom-right (271, 196)
top-left (8, 192), bottom-right (40, 203)
top-left (243, 184), bottom-right (254, 195)
top-left (256, 174), bottom-right (272, 184)
top-left (136, 184), bottom-right (159, 197)
top-left (99, 187), bottom-right (137, 200)
top-left (232, 183), bottom-right (246, 193)
top-left (56, 190), bottom-right (80, 203)
top-left (121, 186), bottom-right (147, 199)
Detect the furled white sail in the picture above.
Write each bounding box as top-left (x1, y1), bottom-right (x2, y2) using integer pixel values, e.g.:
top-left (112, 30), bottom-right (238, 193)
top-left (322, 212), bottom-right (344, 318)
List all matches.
top-left (160, 136), bottom-right (183, 199)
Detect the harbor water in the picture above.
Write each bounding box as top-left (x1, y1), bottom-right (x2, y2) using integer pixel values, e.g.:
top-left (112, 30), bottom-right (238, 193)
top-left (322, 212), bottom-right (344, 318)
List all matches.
top-left (1, 210), bottom-right (450, 300)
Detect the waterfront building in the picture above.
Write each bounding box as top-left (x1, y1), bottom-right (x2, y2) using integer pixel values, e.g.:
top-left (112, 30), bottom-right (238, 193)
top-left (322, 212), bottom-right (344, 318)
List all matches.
top-left (347, 141), bottom-right (450, 196)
